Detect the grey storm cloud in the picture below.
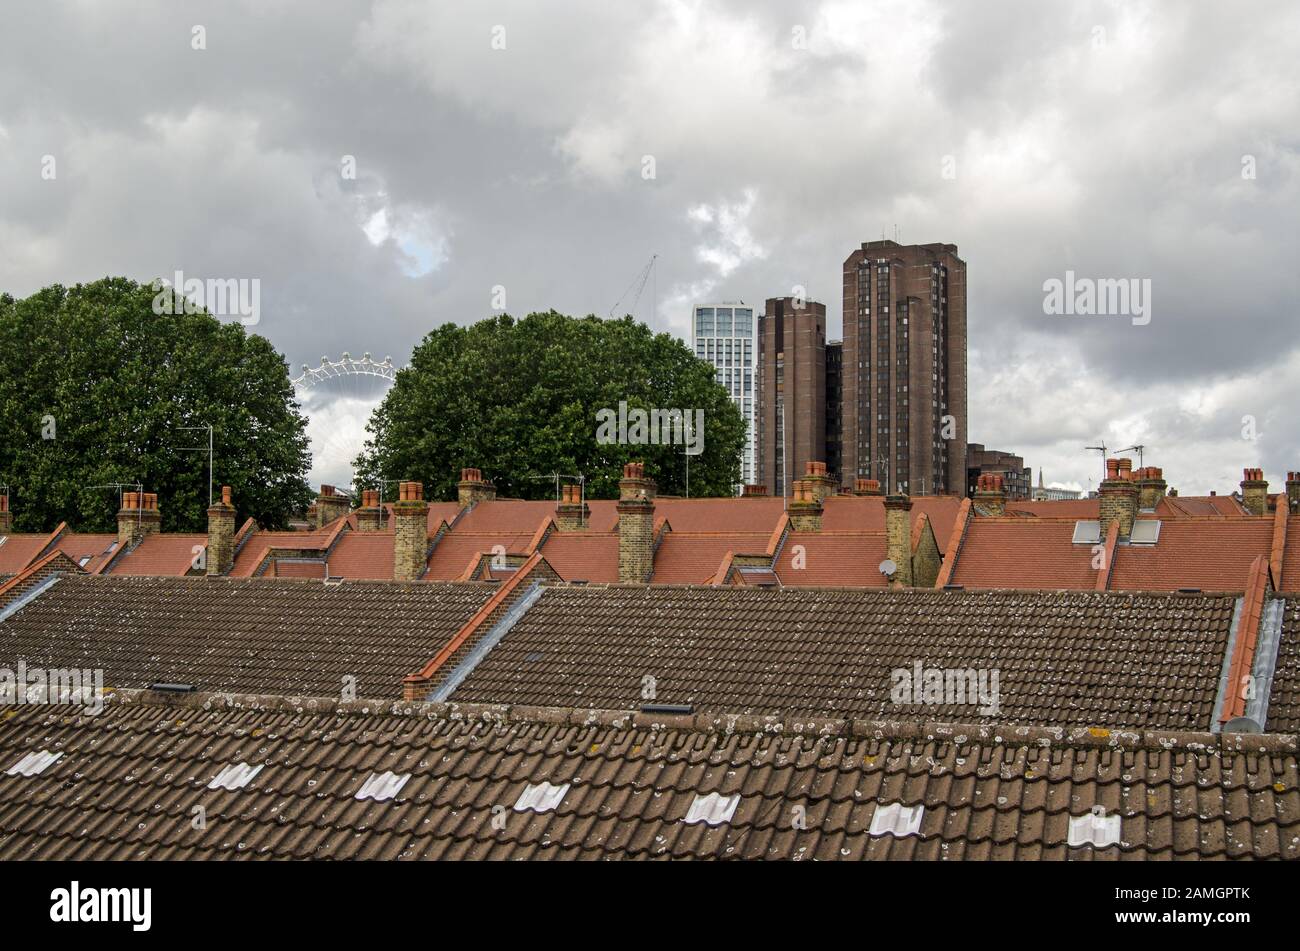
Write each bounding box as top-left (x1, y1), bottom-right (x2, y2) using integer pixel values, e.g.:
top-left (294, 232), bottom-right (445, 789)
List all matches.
top-left (1, 0), bottom-right (1297, 492)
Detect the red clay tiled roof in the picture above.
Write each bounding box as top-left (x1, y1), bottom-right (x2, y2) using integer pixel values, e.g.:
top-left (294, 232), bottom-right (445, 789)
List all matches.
top-left (1158, 495), bottom-right (1248, 517)
top-left (424, 532), bottom-right (535, 581)
top-left (49, 534), bottom-right (117, 572)
top-left (537, 532), bottom-right (620, 583)
top-left (107, 534), bottom-right (206, 576)
top-left (652, 498), bottom-right (785, 533)
top-left (1279, 521), bottom-right (1300, 593)
top-left (774, 533), bottom-right (889, 586)
top-left (269, 560), bottom-right (327, 578)
top-left (325, 532), bottom-right (396, 580)
top-left (0, 535), bottom-right (52, 577)
top-left (1007, 499), bottom-right (1099, 518)
top-left (228, 530), bottom-right (335, 577)
top-left (650, 533), bottom-right (769, 584)
top-left (948, 519), bottom-right (1099, 590)
top-left (1107, 519), bottom-right (1275, 592)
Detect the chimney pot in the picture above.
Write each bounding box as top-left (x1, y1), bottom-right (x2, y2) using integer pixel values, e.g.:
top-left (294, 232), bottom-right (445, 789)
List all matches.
top-left (616, 463), bottom-right (655, 581)
top-left (207, 487), bottom-right (236, 575)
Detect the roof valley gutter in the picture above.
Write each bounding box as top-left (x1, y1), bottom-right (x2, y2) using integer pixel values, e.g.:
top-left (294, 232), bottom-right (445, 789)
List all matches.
top-left (1248, 598), bottom-right (1286, 730)
top-left (0, 573), bottom-right (63, 623)
top-left (428, 580), bottom-right (545, 702)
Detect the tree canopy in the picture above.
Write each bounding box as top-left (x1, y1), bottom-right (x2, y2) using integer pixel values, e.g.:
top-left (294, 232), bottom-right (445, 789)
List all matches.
top-left (355, 312), bottom-right (746, 500)
top-left (0, 278), bottom-right (313, 532)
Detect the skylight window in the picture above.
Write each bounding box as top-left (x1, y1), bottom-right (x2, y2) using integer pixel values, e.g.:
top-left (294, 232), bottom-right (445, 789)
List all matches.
top-left (1068, 807), bottom-right (1121, 848)
top-left (683, 792), bottom-right (740, 826)
top-left (6, 750), bottom-right (62, 777)
top-left (1129, 520), bottom-right (1161, 545)
top-left (513, 781), bottom-right (570, 813)
top-left (355, 771), bottom-right (411, 802)
top-left (1072, 520), bottom-right (1101, 544)
top-left (208, 762), bottom-right (264, 791)
top-left (868, 802), bottom-right (924, 837)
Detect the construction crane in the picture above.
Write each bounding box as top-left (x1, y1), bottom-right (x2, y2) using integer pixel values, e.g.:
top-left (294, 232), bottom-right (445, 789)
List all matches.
top-left (609, 254), bottom-right (658, 321)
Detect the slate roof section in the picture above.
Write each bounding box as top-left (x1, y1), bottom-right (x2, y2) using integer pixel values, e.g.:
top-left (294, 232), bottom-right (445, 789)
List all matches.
top-left (0, 691), bottom-right (1293, 860)
top-left (0, 575), bottom-right (494, 699)
top-left (448, 586), bottom-right (1236, 731)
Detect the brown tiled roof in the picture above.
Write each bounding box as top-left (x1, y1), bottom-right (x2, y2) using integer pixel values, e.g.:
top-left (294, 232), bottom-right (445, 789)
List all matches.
top-left (0, 575), bottom-right (494, 699)
top-left (1266, 598), bottom-right (1300, 733)
top-left (0, 691), bottom-right (1293, 860)
top-left (447, 586), bottom-right (1235, 730)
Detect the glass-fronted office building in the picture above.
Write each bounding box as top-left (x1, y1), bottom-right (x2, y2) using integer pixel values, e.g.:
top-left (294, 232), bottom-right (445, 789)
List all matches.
top-left (691, 303), bottom-right (757, 489)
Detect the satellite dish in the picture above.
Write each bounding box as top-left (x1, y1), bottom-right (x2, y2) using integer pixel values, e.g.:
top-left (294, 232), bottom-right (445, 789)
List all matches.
top-left (878, 558), bottom-right (898, 577)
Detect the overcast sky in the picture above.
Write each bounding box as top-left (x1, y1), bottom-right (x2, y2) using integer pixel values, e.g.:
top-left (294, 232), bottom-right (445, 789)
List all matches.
top-left (2, 0), bottom-right (1297, 493)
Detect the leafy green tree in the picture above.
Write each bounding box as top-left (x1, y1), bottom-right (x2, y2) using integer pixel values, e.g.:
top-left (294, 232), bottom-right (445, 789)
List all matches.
top-left (355, 312), bottom-right (746, 500)
top-left (0, 278), bottom-right (313, 532)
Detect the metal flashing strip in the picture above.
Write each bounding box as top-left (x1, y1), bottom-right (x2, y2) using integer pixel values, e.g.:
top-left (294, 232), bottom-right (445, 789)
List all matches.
top-left (0, 573), bottom-right (62, 623)
top-left (1249, 597), bottom-right (1286, 730)
top-left (1209, 595), bottom-right (1245, 733)
top-left (428, 580), bottom-right (545, 702)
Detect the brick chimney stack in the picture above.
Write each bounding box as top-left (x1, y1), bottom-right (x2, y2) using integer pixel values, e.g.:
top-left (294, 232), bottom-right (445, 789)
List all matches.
top-left (117, 490), bottom-right (161, 549)
top-left (206, 485), bottom-right (236, 576)
top-left (356, 489), bottom-right (384, 532)
top-left (1136, 467), bottom-right (1167, 510)
top-left (0, 492), bottom-right (11, 535)
top-left (392, 481), bottom-right (429, 582)
top-left (741, 484), bottom-right (769, 498)
top-left (972, 474), bottom-right (1007, 516)
top-left (1099, 458), bottom-right (1139, 538)
top-left (802, 461), bottom-right (836, 503)
top-left (617, 462), bottom-right (656, 583)
top-left (853, 477), bottom-right (883, 496)
top-left (313, 485), bottom-right (350, 529)
top-left (884, 493), bottom-right (914, 588)
top-left (1286, 471), bottom-right (1300, 514)
top-left (555, 484), bottom-right (590, 531)
top-left (787, 479), bottom-right (824, 532)
top-left (457, 468), bottom-right (496, 509)
top-left (1240, 468), bottom-right (1268, 516)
